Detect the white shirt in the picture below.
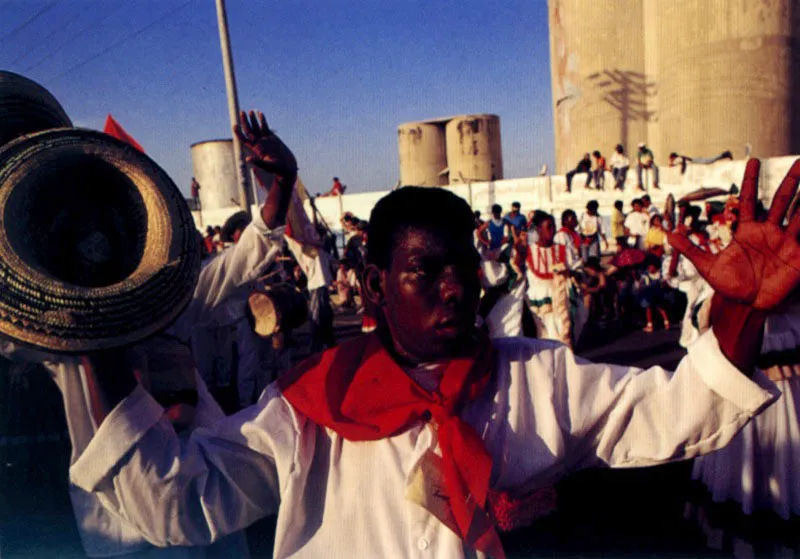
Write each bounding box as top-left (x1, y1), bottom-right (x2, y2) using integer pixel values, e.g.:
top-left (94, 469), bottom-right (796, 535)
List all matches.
top-left (609, 152), bottom-right (630, 169)
top-left (0, 211), bottom-right (286, 557)
top-left (71, 332), bottom-right (776, 558)
top-left (552, 230), bottom-right (582, 271)
top-left (579, 213), bottom-right (603, 237)
top-left (624, 211), bottom-right (650, 249)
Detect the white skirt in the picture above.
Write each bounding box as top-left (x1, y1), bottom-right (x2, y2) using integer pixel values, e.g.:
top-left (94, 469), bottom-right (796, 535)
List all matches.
top-left (691, 307), bottom-right (800, 519)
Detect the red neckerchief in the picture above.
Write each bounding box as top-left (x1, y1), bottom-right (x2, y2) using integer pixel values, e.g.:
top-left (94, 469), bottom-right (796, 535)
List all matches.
top-left (558, 226), bottom-right (581, 249)
top-left (279, 333), bottom-right (504, 556)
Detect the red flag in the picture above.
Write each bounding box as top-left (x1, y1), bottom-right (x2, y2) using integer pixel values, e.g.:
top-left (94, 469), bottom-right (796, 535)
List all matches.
top-left (103, 114), bottom-right (145, 153)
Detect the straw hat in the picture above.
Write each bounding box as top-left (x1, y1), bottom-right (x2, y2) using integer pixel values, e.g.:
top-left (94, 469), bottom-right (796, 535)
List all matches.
top-left (0, 128), bottom-right (201, 352)
top-left (0, 71), bottom-right (72, 148)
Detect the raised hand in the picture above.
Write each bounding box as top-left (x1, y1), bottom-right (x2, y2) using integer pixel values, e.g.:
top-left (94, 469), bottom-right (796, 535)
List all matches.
top-left (233, 110), bottom-right (297, 182)
top-left (668, 159), bottom-right (800, 311)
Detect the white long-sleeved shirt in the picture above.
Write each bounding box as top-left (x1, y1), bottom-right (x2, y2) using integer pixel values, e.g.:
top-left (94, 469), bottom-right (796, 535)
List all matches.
top-left (71, 331), bottom-right (776, 558)
top-left (1, 211), bottom-right (286, 557)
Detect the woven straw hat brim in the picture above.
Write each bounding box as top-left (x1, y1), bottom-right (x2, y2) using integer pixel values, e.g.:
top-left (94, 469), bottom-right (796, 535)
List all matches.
top-left (0, 71), bottom-right (71, 148)
top-left (0, 128), bottom-right (201, 353)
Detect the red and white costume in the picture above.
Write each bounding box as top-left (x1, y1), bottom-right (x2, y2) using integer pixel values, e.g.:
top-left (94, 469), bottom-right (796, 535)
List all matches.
top-left (525, 243), bottom-right (570, 342)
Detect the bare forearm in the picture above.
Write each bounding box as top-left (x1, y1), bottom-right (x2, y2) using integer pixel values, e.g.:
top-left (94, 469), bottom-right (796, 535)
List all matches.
top-left (261, 173), bottom-right (296, 229)
top-left (709, 294), bottom-right (767, 375)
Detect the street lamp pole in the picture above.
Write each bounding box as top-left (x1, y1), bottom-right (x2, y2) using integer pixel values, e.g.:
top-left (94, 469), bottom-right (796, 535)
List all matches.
top-left (215, 0), bottom-right (253, 216)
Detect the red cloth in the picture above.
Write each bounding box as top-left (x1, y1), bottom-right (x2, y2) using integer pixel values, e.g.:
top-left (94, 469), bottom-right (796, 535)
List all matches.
top-left (558, 226), bottom-right (581, 250)
top-left (103, 114), bottom-right (145, 153)
top-left (279, 333), bottom-right (505, 556)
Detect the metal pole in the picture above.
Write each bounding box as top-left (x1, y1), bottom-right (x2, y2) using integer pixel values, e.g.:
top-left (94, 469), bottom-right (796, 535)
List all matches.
top-left (215, 0), bottom-right (253, 217)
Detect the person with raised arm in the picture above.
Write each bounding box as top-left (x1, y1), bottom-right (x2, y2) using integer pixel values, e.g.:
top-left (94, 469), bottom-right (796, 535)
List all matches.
top-left (71, 142), bottom-right (800, 556)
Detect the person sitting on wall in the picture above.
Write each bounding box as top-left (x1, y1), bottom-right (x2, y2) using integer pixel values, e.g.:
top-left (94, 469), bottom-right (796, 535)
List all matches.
top-left (669, 151), bottom-right (734, 174)
top-left (609, 144), bottom-right (630, 190)
top-left (636, 142), bottom-right (659, 190)
top-left (320, 176), bottom-right (345, 197)
top-left (565, 153), bottom-right (592, 192)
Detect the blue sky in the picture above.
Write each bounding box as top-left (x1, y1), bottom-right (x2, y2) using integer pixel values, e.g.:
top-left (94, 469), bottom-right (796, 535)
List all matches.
top-left (0, 0), bottom-right (554, 196)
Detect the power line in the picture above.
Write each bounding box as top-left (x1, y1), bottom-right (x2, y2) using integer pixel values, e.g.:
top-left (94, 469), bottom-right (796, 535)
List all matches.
top-left (8, 0), bottom-right (102, 67)
top-left (22, 2), bottom-right (127, 74)
top-left (46, 0), bottom-right (192, 84)
top-left (0, 1), bottom-right (60, 43)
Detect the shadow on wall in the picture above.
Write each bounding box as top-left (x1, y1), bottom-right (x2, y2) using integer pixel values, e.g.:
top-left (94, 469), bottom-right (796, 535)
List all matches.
top-left (587, 69), bottom-right (657, 148)
top-left (790, 2), bottom-right (800, 155)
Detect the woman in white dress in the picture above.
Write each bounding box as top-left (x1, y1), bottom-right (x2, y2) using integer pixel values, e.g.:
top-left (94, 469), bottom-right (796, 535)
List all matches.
top-left (686, 302), bottom-right (800, 557)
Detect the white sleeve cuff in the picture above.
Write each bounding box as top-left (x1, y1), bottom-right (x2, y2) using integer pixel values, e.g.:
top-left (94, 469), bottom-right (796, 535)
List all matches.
top-left (70, 385), bottom-right (164, 492)
top-left (251, 206), bottom-right (286, 241)
top-left (688, 328), bottom-right (778, 413)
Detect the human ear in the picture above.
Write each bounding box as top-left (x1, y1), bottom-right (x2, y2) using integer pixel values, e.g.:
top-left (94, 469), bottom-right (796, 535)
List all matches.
top-left (362, 264), bottom-right (385, 306)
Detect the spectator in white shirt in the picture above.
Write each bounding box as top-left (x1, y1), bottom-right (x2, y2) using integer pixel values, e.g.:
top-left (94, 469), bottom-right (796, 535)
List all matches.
top-left (624, 198), bottom-right (650, 250)
top-left (609, 143), bottom-right (630, 190)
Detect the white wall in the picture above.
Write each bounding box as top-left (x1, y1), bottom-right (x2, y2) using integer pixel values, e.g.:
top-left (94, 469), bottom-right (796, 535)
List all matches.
top-left (192, 156), bottom-right (799, 233)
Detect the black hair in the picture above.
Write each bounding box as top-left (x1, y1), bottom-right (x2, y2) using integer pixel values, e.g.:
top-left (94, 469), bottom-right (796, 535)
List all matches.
top-left (615, 144), bottom-right (624, 153)
top-left (642, 195), bottom-right (651, 203)
top-left (586, 200), bottom-right (599, 211)
top-left (614, 200), bottom-right (623, 210)
top-left (366, 187), bottom-right (474, 270)
top-left (686, 205), bottom-right (702, 220)
top-left (221, 211), bottom-right (251, 242)
top-left (632, 198), bottom-right (642, 206)
top-left (512, 201), bottom-right (521, 209)
top-left (669, 152), bottom-right (678, 159)
top-left (491, 204), bottom-right (502, 215)
top-left (561, 209), bottom-right (577, 226)
top-left (532, 210), bottom-right (554, 229)
top-left (592, 150), bottom-right (601, 157)
top-left (333, 177), bottom-right (339, 181)
top-left (649, 214), bottom-right (663, 227)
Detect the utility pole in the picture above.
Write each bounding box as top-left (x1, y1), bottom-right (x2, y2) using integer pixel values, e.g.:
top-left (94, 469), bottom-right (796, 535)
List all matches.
top-left (215, 0), bottom-right (253, 216)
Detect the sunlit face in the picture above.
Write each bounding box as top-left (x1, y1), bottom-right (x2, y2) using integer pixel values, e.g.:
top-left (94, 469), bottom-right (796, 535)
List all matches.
top-left (536, 218), bottom-right (556, 247)
top-left (379, 226), bottom-right (481, 363)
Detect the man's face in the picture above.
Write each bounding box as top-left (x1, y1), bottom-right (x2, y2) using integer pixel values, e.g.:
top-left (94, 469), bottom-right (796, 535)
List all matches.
top-left (566, 214), bottom-right (578, 229)
top-left (536, 219), bottom-right (556, 246)
top-left (511, 206), bottom-right (520, 216)
top-left (379, 226), bottom-right (480, 362)
top-left (633, 202), bottom-right (643, 213)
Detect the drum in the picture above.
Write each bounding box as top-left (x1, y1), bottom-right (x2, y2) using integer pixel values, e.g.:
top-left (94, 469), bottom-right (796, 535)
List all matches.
top-left (248, 284), bottom-right (308, 337)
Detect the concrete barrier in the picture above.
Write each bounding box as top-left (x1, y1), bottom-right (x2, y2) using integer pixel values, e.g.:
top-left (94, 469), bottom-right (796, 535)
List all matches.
top-left (192, 155), bottom-right (799, 235)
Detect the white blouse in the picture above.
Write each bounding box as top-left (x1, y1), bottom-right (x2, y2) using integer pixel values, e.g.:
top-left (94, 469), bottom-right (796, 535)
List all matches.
top-left (71, 331), bottom-right (776, 558)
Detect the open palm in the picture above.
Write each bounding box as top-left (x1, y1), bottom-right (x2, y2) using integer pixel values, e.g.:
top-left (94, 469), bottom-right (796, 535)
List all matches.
top-left (233, 110), bottom-right (297, 180)
top-left (668, 159), bottom-right (800, 310)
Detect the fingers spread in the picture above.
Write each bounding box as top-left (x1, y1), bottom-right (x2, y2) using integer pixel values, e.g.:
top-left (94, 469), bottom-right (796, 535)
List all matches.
top-left (248, 110), bottom-right (259, 134)
top-left (257, 111), bottom-right (269, 133)
top-left (238, 110), bottom-right (252, 138)
top-left (739, 159), bottom-right (761, 222)
top-left (768, 158), bottom-right (800, 226)
top-left (666, 231), bottom-right (715, 276)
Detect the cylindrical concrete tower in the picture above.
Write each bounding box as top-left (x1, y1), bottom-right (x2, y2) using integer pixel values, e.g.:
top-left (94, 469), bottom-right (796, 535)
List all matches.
top-left (548, 0), bottom-right (647, 173)
top-left (190, 140), bottom-right (240, 211)
top-left (656, 0), bottom-right (800, 161)
top-left (397, 121), bottom-right (448, 186)
top-left (445, 114), bottom-right (503, 183)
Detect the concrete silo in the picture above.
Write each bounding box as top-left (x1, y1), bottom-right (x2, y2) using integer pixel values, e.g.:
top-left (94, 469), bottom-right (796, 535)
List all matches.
top-left (548, 0), bottom-right (648, 173)
top-left (397, 121), bottom-right (448, 186)
top-left (445, 114), bottom-right (503, 183)
top-left (655, 0), bottom-right (800, 161)
top-left (190, 140), bottom-right (240, 211)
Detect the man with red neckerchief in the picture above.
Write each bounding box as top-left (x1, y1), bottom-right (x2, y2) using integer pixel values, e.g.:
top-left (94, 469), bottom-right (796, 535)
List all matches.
top-left (72, 116), bottom-right (800, 557)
